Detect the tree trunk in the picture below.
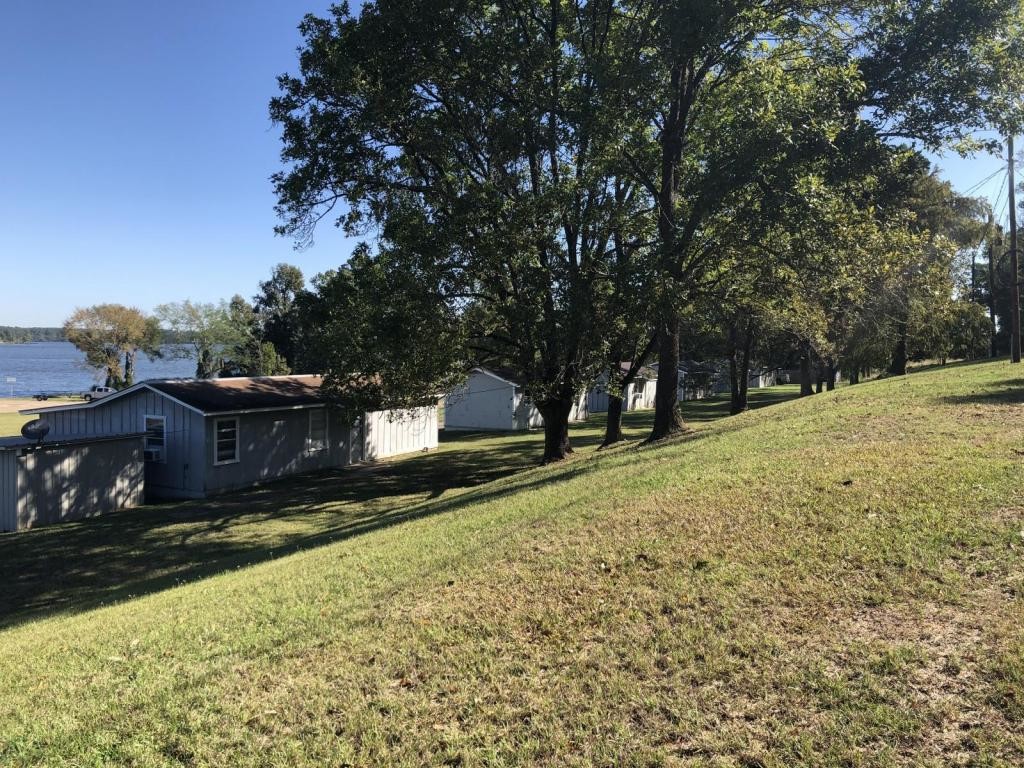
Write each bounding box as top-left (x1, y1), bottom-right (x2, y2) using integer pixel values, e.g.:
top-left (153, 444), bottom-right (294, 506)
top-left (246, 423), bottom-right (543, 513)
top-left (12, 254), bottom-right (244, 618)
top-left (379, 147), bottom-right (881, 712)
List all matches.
top-left (601, 395), bottom-right (624, 447)
top-left (849, 367), bottom-right (859, 385)
top-left (538, 398), bottom-right (573, 464)
top-left (988, 225), bottom-right (998, 358)
top-left (737, 320), bottom-right (752, 413)
top-left (730, 321), bottom-right (753, 415)
top-left (799, 345), bottom-right (813, 397)
top-left (825, 358), bottom-right (836, 391)
top-left (728, 321), bottom-right (741, 414)
top-left (124, 350), bottom-right (136, 388)
top-left (650, 309), bottom-right (685, 440)
top-left (650, 75), bottom-right (686, 442)
top-left (601, 335), bottom-right (656, 448)
top-left (197, 348), bottom-right (217, 379)
top-left (889, 318), bottom-right (908, 376)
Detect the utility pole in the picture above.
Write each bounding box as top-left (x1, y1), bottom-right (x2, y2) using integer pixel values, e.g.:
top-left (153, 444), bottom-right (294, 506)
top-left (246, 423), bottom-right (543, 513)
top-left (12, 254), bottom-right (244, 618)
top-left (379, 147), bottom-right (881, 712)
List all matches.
top-left (988, 214), bottom-right (998, 358)
top-left (1009, 135), bottom-right (1021, 364)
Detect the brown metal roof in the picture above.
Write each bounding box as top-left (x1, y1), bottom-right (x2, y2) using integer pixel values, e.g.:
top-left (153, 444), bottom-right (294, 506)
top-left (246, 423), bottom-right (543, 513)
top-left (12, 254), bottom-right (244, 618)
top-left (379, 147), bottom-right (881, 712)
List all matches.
top-left (148, 375), bottom-right (326, 414)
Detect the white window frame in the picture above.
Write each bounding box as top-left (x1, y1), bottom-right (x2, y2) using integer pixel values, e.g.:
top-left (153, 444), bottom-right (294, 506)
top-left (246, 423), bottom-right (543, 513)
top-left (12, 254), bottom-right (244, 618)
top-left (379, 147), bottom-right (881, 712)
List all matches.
top-left (214, 417), bottom-right (240, 465)
top-left (143, 415), bottom-right (166, 463)
top-left (307, 408), bottom-right (328, 452)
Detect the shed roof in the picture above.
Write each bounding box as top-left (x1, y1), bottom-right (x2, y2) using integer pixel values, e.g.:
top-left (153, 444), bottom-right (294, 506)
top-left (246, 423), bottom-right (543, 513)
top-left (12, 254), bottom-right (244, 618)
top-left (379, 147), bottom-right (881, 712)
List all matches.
top-left (469, 367), bottom-right (525, 388)
top-left (617, 362), bottom-right (658, 379)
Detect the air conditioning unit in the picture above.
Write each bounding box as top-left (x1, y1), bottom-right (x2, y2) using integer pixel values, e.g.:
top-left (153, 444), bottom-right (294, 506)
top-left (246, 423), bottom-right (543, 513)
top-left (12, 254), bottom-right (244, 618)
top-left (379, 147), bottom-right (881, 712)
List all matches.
top-left (144, 448), bottom-right (162, 463)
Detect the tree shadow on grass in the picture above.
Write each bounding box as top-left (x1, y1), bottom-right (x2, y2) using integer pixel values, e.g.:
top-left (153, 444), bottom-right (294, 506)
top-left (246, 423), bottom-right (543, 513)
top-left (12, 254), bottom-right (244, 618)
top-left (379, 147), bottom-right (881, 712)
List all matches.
top-left (0, 411), bottom-right (652, 629)
top-left (934, 379), bottom-right (1024, 406)
top-left (0, 391), bottom-right (796, 631)
top-left (680, 387), bottom-right (799, 424)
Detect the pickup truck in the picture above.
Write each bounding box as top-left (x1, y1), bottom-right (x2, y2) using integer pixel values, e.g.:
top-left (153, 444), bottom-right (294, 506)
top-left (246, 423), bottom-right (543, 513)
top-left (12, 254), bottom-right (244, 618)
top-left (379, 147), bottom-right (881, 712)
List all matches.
top-left (83, 385), bottom-right (116, 402)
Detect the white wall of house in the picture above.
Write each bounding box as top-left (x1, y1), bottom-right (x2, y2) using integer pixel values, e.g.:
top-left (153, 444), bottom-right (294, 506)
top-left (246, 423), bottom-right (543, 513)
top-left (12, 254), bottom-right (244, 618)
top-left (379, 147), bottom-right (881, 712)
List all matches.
top-left (445, 370), bottom-right (517, 430)
top-left (446, 369), bottom-right (588, 431)
top-left (588, 377), bottom-right (657, 413)
top-left (364, 407), bottom-right (438, 461)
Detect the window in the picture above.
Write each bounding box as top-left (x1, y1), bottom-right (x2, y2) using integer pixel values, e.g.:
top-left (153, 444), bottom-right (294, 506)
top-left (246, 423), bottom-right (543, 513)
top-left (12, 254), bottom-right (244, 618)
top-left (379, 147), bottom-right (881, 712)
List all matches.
top-left (214, 418), bottom-right (239, 465)
top-left (308, 408), bottom-right (327, 452)
top-left (144, 416), bottom-right (165, 462)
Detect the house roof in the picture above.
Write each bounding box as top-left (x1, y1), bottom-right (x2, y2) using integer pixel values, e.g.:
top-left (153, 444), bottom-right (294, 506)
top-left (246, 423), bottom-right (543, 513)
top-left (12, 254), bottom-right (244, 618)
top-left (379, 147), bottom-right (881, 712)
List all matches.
top-left (22, 375), bottom-right (330, 417)
top-left (618, 362), bottom-right (657, 379)
top-left (148, 375), bottom-right (326, 414)
top-left (471, 367), bottom-right (525, 388)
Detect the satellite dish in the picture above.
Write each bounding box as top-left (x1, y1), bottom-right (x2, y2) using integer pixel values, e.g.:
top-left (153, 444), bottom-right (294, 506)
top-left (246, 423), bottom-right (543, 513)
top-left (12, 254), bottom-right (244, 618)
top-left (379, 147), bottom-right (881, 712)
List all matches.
top-left (21, 419), bottom-right (50, 444)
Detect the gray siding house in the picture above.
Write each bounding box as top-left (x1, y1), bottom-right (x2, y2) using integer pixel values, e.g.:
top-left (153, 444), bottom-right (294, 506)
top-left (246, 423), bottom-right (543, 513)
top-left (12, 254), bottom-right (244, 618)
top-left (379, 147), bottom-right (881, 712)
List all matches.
top-left (22, 375), bottom-right (438, 500)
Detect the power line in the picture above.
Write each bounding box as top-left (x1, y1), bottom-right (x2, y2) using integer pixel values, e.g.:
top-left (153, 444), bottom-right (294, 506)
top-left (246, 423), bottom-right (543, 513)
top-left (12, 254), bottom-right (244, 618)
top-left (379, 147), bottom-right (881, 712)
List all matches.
top-left (991, 168), bottom-right (1010, 228)
top-left (964, 166), bottom-right (1007, 196)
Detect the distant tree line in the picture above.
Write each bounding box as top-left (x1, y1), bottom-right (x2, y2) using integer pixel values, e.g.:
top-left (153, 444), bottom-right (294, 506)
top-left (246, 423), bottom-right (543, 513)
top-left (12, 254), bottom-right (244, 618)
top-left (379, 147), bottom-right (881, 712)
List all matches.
top-left (0, 326), bottom-right (65, 343)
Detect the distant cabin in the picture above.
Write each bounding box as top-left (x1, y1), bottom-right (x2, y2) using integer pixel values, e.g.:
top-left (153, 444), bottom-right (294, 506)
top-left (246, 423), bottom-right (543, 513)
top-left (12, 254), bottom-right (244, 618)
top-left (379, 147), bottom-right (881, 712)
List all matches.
top-left (21, 375), bottom-right (438, 502)
top-left (587, 363), bottom-right (658, 413)
top-left (444, 367), bottom-right (588, 431)
top-left (747, 368), bottom-right (780, 389)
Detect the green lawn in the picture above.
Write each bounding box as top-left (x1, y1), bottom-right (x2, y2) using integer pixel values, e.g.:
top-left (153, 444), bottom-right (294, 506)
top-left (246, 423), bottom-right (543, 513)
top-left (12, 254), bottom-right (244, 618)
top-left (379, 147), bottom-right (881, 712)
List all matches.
top-left (0, 387), bottom-right (792, 627)
top-left (1, 371), bottom-right (1022, 766)
top-left (0, 398), bottom-right (79, 437)
top-left (0, 411), bottom-right (30, 437)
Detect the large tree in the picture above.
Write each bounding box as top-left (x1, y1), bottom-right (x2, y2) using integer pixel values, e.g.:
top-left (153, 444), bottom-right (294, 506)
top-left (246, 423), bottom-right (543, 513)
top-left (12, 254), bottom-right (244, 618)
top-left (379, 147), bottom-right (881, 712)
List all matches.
top-left (63, 304), bottom-right (162, 389)
top-left (254, 263), bottom-right (306, 370)
top-left (220, 295), bottom-right (291, 377)
top-left (624, 0), bottom-right (1024, 439)
top-left (272, 0), bottom-right (653, 462)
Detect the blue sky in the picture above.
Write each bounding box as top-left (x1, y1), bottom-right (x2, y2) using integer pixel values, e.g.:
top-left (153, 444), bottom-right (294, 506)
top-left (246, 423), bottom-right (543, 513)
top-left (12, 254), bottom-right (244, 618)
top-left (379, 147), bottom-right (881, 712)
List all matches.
top-left (0, 0), bottom-right (347, 326)
top-left (0, 2), bottom-right (1016, 326)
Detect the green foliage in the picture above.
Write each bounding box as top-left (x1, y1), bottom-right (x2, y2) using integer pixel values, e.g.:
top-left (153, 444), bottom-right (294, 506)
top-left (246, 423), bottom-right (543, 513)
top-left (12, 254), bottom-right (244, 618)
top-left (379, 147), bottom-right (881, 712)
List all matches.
top-left (271, 0), bottom-right (664, 458)
top-left (858, 0), bottom-right (1024, 145)
top-left (254, 264), bottom-right (306, 370)
top-left (217, 295), bottom-right (291, 377)
top-left (271, 0), bottom-right (1024, 453)
top-left (154, 300), bottom-right (239, 379)
top-left (298, 245), bottom-right (465, 419)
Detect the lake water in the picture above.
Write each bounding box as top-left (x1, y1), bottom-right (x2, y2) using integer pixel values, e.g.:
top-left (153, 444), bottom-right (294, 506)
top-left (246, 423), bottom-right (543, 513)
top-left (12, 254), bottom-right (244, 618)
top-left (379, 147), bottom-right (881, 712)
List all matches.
top-left (0, 342), bottom-right (198, 397)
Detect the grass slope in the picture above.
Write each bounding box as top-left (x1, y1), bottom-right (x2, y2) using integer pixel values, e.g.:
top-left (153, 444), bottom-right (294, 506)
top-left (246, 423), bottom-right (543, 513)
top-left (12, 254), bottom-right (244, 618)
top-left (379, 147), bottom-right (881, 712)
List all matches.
top-left (1, 369), bottom-right (1023, 766)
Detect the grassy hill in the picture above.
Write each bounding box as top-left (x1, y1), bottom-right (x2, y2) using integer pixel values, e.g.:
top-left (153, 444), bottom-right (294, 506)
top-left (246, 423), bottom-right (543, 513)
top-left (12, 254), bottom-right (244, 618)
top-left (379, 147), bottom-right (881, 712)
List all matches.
top-left (0, 365), bottom-right (1022, 766)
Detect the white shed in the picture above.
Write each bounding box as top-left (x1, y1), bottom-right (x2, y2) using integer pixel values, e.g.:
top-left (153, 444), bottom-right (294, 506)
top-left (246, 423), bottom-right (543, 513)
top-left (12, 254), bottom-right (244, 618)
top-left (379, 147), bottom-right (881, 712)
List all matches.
top-left (747, 368), bottom-right (779, 389)
top-left (444, 368), bottom-right (588, 431)
top-left (587, 364), bottom-right (658, 413)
